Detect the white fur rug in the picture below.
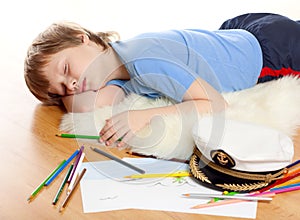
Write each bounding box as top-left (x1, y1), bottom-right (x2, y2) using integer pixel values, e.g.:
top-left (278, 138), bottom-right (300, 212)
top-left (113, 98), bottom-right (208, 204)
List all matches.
top-left (60, 76), bottom-right (300, 160)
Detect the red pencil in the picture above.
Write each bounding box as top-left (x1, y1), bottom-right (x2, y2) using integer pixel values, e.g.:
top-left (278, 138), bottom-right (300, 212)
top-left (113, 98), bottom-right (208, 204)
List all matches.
top-left (260, 168), bottom-right (300, 192)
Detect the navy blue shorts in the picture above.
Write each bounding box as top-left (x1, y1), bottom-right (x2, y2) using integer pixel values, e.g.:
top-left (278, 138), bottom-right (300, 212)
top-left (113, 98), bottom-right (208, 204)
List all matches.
top-left (219, 13), bottom-right (300, 83)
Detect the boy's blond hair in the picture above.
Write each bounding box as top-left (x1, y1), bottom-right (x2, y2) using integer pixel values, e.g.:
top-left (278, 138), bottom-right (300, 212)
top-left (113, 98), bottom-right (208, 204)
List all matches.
top-left (24, 22), bottom-right (119, 105)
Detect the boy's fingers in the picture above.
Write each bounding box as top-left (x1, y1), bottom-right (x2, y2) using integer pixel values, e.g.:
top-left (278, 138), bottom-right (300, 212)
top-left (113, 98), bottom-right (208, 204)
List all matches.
top-left (105, 126), bottom-right (128, 146)
top-left (117, 132), bottom-right (133, 148)
top-left (100, 119), bottom-right (113, 136)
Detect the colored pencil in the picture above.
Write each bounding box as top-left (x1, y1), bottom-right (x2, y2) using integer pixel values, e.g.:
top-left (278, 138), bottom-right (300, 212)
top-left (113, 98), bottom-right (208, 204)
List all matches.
top-left (90, 147), bottom-right (145, 174)
top-left (67, 152), bottom-right (85, 194)
top-left (56, 133), bottom-right (122, 141)
top-left (190, 192), bottom-right (275, 209)
top-left (259, 162), bottom-right (300, 192)
top-left (286, 167), bottom-right (300, 177)
top-left (124, 171), bottom-right (190, 179)
top-left (260, 169), bottom-right (300, 192)
top-left (271, 183), bottom-right (300, 190)
top-left (191, 198), bottom-right (246, 209)
top-left (273, 178), bottom-right (300, 188)
top-left (271, 184), bottom-right (300, 194)
top-left (67, 146), bottom-right (84, 183)
top-left (191, 184), bottom-right (300, 210)
top-left (59, 168), bottom-right (87, 212)
top-left (44, 149), bottom-right (80, 186)
top-left (52, 164), bottom-right (73, 205)
top-left (56, 133), bottom-right (100, 139)
top-left (27, 160), bottom-right (66, 202)
top-left (182, 193), bottom-right (272, 201)
top-left (286, 159), bottom-right (300, 168)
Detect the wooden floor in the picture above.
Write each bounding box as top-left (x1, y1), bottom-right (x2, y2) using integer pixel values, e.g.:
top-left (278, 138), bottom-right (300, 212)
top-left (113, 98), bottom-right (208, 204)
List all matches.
top-left (1, 64), bottom-right (300, 220)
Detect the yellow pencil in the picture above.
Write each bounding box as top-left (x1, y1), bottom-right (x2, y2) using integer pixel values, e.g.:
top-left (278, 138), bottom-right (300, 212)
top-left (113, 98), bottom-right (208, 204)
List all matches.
top-left (124, 171), bottom-right (190, 179)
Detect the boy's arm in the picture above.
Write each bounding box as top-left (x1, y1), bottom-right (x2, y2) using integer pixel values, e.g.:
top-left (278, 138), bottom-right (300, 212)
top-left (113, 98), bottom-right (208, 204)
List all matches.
top-left (62, 85), bottom-right (125, 113)
top-left (100, 78), bottom-right (227, 147)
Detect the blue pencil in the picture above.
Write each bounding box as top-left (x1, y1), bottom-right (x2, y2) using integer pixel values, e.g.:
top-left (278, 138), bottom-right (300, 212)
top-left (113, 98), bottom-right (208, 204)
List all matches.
top-left (286, 159), bottom-right (300, 168)
top-left (44, 149), bottom-right (79, 186)
top-left (271, 183), bottom-right (300, 191)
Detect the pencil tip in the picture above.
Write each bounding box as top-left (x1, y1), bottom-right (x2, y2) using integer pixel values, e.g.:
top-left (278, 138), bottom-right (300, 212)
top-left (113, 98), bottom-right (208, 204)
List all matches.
top-left (182, 193), bottom-right (190, 197)
top-left (58, 205), bottom-right (64, 212)
top-left (55, 134), bottom-right (60, 137)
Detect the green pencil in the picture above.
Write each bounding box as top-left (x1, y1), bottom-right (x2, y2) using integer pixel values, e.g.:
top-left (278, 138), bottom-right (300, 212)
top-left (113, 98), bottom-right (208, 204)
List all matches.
top-left (52, 164), bottom-right (73, 205)
top-left (56, 133), bottom-right (100, 139)
top-left (56, 133), bottom-right (122, 141)
top-left (27, 160), bottom-right (66, 202)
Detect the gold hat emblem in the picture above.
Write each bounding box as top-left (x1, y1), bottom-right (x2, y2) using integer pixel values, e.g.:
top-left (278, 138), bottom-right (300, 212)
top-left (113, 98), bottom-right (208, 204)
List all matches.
top-left (210, 150), bottom-right (235, 168)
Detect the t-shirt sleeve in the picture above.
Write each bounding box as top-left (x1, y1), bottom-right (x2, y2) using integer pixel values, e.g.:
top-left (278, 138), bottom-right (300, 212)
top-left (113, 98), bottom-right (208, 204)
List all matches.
top-left (106, 79), bottom-right (127, 88)
top-left (131, 58), bottom-right (198, 102)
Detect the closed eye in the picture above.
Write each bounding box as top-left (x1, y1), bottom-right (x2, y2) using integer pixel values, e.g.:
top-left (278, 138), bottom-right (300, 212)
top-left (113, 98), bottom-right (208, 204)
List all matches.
top-left (62, 63), bottom-right (68, 96)
top-left (48, 92), bottom-right (62, 99)
top-left (64, 63), bottom-right (68, 75)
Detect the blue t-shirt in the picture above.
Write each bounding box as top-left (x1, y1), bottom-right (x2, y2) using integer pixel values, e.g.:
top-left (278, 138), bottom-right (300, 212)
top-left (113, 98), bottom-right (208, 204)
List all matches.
top-left (108, 29), bottom-right (262, 102)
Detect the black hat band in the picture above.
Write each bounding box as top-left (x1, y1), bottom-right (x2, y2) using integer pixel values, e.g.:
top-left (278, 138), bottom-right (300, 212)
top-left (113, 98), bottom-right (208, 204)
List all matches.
top-left (190, 147), bottom-right (286, 192)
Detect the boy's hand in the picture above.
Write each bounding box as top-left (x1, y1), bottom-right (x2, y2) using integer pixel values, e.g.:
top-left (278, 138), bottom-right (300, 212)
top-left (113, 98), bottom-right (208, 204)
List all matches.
top-left (99, 109), bottom-right (152, 148)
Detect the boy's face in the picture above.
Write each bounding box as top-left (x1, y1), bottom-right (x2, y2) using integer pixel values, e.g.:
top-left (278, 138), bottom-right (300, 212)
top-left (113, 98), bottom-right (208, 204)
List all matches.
top-left (44, 36), bottom-right (107, 97)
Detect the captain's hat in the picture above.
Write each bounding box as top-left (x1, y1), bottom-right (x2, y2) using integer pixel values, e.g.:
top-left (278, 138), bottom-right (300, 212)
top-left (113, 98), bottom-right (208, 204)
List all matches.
top-left (190, 116), bottom-right (294, 192)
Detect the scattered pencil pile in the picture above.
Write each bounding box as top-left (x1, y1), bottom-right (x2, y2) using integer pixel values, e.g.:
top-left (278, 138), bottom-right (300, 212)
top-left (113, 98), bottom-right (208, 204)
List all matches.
top-left (56, 133), bottom-right (144, 174)
top-left (182, 159), bottom-right (300, 209)
top-left (28, 135), bottom-right (300, 212)
top-left (27, 141), bottom-right (146, 213)
top-left (27, 146), bottom-right (86, 212)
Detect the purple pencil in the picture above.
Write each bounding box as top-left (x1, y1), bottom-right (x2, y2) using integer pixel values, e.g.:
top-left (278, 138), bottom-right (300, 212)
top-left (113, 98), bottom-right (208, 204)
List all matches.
top-left (67, 146), bottom-right (84, 183)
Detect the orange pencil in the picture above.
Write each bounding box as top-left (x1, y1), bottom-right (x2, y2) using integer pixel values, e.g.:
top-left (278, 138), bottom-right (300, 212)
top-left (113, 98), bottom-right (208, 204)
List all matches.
top-left (191, 192), bottom-right (275, 209)
top-left (191, 198), bottom-right (246, 209)
top-left (59, 168), bottom-right (87, 212)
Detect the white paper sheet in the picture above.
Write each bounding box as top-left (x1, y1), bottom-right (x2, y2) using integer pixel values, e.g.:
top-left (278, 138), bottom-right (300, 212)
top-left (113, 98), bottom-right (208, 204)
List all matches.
top-left (79, 158), bottom-right (257, 218)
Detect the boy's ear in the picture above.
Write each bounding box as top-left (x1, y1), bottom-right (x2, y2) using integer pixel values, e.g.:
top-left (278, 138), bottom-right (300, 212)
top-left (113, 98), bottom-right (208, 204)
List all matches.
top-left (79, 34), bottom-right (89, 44)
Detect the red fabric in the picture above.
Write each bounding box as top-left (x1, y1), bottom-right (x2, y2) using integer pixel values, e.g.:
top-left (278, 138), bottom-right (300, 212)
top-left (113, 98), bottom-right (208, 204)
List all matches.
top-left (259, 67), bottom-right (300, 78)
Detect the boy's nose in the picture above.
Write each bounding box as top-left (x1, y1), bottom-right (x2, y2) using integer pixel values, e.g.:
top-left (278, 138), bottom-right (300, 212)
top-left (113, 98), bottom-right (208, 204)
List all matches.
top-left (71, 79), bottom-right (78, 89)
top-left (66, 78), bottom-right (79, 94)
